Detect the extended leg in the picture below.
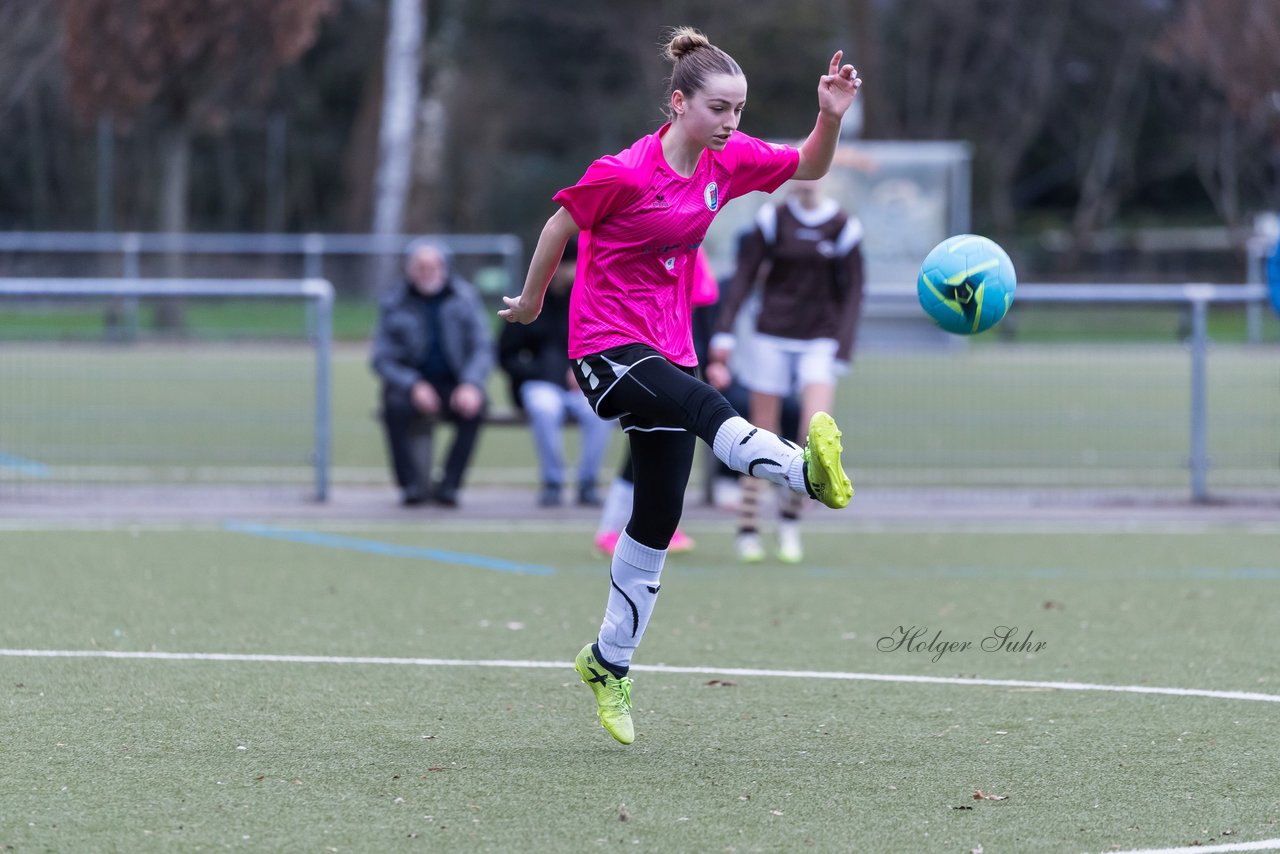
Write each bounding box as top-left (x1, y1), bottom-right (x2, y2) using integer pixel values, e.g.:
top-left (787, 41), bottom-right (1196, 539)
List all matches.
top-left (578, 429), bottom-right (695, 746)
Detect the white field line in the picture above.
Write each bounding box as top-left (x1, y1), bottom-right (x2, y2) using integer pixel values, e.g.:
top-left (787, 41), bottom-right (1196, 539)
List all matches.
top-left (1101, 839), bottom-right (1280, 854)
top-left (1, 648), bottom-right (1277, 705)
top-left (3, 519), bottom-right (1280, 536)
top-left (5, 647), bottom-right (1277, 854)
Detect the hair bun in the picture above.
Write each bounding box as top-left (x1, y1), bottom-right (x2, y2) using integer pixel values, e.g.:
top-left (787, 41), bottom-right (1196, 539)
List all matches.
top-left (664, 26), bottom-right (711, 62)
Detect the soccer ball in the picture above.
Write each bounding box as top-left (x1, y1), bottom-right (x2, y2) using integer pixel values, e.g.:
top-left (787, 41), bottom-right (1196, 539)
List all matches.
top-left (917, 234), bottom-right (1016, 335)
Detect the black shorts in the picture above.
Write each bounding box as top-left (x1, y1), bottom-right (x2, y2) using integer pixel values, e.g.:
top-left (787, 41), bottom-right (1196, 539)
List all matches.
top-left (572, 343), bottom-right (696, 433)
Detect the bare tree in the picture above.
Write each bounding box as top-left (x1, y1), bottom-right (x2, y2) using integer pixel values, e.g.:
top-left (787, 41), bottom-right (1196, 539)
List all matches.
top-left (1070, 13), bottom-right (1153, 241)
top-left (59, 0), bottom-right (332, 326)
top-left (1152, 0), bottom-right (1280, 225)
top-left (984, 1), bottom-right (1070, 233)
top-left (370, 0), bottom-right (424, 292)
top-left (60, 0), bottom-right (333, 234)
top-left (874, 0), bottom-right (1075, 235)
top-left (0, 2), bottom-right (63, 228)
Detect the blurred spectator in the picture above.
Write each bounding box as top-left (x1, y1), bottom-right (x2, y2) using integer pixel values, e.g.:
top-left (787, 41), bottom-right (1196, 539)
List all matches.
top-left (499, 240), bottom-right (614, 507)
top-left (371, 242), bottom-right (492, 507)
top-left (710, 177), bottom-right (865, 563)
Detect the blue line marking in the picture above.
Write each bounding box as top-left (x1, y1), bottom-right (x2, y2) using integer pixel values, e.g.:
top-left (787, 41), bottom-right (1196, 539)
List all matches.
top-left (224, 521), bottom-right (556, 576)
top-left (1190, 567), bottom-right (1280, 581)
top-left (0, 452), bottom-right (49, 477)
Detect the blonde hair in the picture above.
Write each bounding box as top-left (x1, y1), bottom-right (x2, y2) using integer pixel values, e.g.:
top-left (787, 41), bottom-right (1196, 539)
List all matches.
top-left (661, 27), bottom-right (742, 116)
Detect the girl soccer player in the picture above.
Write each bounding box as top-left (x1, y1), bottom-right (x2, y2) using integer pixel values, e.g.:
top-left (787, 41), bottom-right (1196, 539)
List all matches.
top-left (499, 27), bottom-right (861, 745)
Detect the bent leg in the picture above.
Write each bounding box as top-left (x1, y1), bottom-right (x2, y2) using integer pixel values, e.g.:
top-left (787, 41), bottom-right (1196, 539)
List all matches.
top-left (380, 394), bottom-right (432, 496)
top-left (438, 385), bottom-right (485, 495)
top-left (604, 357), bottom-right (809, 494)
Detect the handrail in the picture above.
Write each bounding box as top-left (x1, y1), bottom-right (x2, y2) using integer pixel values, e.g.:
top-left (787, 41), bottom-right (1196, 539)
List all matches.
top-left (0, 231), bottom-right (520, 255)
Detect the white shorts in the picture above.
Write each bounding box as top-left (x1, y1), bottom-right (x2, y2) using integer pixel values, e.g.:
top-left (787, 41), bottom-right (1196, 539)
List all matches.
top-left (739, 334), bottom-right (839, 396)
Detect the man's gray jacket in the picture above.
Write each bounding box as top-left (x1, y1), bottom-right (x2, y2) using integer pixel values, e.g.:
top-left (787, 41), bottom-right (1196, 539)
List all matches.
top-left (370, 276), bottom-right (494, 402)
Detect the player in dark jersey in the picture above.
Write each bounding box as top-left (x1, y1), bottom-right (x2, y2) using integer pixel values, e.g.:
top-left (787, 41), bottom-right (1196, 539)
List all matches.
top-left (711, 177), bottom-right (865, 562)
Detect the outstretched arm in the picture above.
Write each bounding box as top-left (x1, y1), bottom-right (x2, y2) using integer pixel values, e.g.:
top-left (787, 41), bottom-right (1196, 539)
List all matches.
top-left (499, 207), bottom-right (581, 324)
top-left (794, 50), bottom-right (862, 181)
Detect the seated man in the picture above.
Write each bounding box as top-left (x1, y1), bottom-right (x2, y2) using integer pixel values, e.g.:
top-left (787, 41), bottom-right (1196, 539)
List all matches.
top-left (498, 240), bottom-right (613, 507)
top-left (371, 242), bottom-right (493, 507)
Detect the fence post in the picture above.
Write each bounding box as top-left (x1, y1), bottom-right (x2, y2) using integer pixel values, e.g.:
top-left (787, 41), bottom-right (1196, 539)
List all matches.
top-left (1244, 235), bottom-right (1265, 344)
top-left (303, 233), bottom-right (325, 280)
top-left (120, 232), bottom-right (141, 340)
top-left (1187, 291), bottom-right (1210, 503)
top-left (310, 279), bottom-right (334, 502)
top-left (303, 233), bottom-right (326, 343)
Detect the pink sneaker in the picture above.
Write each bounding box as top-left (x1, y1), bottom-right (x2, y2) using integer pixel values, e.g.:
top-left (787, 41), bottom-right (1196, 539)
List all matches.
top-left (667, 529), bottom-right (696, 554)
top-left (594, 531), bottom-right (620, 556)
top-left (595, 529), bottom-right (695, 556)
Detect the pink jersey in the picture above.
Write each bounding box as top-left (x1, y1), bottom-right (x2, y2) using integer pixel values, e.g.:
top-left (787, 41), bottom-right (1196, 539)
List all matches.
top-left (554, 124), bottom-right (798, 366)
top-left (691, 248), bottom-right (719, 308)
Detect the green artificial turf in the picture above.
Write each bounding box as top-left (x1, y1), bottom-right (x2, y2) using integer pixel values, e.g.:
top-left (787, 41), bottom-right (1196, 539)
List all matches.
top-left (3, 524), bottom-right (1278, 852)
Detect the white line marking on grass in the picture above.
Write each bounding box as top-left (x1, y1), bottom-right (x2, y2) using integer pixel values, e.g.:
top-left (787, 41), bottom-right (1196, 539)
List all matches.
top-left (1100, 839), bottom-right (1280, 854)
top-left (2, 648), bottom-right (1278, 705)
top-left (5, 520), bottom-right (1280, 535)
top-left (6, 646), bottom-right (1272, 854)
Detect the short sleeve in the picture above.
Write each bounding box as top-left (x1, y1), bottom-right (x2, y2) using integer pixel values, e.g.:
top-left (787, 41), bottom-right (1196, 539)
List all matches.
top-left (722, 134), bottom-right (800, 203)
top-left (552, 155), bottom-right (638, 231)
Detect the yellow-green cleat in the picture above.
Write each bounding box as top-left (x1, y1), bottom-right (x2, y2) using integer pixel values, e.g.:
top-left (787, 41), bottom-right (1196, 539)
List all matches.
top-left (574, 644), bottom-right (635, 745)
top-left (803, 411), bottom-right (853, 509)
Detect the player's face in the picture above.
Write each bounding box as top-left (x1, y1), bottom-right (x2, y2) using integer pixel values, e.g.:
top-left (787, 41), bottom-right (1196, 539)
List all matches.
top-left (683, 73), bottom-right (747, 151)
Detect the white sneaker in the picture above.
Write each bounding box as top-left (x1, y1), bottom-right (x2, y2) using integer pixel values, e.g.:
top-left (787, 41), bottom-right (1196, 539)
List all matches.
top-left (777, 521), bottom-right (803, 564)
top-left (736, 531), bottom-right (764, 563)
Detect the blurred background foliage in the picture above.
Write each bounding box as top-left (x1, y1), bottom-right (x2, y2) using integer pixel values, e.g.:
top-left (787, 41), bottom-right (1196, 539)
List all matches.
top-left (1, 0), bottom-right (1278, 279)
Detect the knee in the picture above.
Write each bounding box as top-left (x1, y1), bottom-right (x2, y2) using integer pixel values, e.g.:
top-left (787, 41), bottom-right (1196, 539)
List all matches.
top-left (522, 383), bottom-right (563, 417)
top-left (686, 385), bottom-right (739, 442)
top-left (627, 504), bottom-right (682, 549)
top-left (456, 406), bottom-right (485, 426)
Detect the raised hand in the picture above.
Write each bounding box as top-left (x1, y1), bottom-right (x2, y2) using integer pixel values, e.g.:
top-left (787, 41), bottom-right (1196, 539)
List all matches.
top-left (817, 50), bottom-right (862, 120)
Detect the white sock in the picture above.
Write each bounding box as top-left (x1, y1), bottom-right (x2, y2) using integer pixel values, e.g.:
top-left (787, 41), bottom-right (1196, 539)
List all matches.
top-left (595, 477), bottom-right (634, 536)
top-left (712, 416), bottom-right (807, 494)
top-left (595, 531), bottom-right (666, 670)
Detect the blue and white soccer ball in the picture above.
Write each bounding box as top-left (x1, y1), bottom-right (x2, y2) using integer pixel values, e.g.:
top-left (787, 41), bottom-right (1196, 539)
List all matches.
top-left (917, 234), bottom-right (1016, 335)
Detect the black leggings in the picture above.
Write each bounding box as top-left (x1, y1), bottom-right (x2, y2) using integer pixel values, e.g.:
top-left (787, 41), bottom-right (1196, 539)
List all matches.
top-left (600, 357), bottom-right (740, 549)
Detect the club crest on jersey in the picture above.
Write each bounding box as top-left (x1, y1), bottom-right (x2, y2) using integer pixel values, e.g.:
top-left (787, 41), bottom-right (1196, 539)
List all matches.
top-left (703, 182), bottom-right (719, 211)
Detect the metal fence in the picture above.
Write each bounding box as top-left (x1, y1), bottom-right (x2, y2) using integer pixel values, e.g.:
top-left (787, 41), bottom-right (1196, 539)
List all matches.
top-left (842, 281), bottom-right (1275, 502)
top-left (0, 232), bottom-right (523, 300)
top-left (0, 278), bottom-right (334, 500)
top-left (0, 275), bottom-right (1275, 505)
